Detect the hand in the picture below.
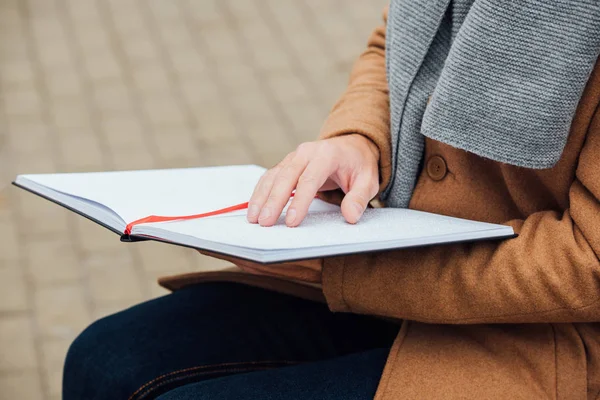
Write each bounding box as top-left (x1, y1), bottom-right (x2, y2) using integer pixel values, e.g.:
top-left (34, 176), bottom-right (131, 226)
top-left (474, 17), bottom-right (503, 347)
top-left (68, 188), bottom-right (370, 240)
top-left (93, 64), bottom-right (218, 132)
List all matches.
top-left (199, 251), bottom-right (323, 284)
top-left (247, 134), bottom-right (380, 227)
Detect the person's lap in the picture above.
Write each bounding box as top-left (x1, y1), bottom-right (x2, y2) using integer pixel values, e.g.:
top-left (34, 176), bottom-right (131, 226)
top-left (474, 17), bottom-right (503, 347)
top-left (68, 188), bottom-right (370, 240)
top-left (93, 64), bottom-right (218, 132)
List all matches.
top-left (157, 349), bottom-right (390, 400)
top-left (63, 282), bottom-right (399, 400)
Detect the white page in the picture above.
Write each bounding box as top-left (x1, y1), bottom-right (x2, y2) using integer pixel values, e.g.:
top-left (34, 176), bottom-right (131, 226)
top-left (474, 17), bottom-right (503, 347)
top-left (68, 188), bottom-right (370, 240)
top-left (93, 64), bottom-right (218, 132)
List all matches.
top-left (18, 165), bottom-right (269, 223)
top-left (136, 208), bottom-right (511, 251)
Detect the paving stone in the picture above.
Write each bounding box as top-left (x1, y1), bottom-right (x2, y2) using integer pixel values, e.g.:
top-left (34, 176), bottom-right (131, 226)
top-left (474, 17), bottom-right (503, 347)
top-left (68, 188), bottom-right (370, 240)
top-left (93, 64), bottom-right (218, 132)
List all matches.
top-left (75, 25), bottom-right (112, 53)
top-left (178, 77), bottom-right (221, 107)
top-left (101, 114), bottom-right (147, 151)
top-left (45, 69), bottom-right (84, 100)
top-left (37, 42), bottom-right (75, 72)
top-left (92, 83), bottom-right (135, 115)
top-left (228, 91), bottom-right (280, 122)
top-left (31, 19), bottom-right (67, 43)
top-left (0, 263), bottom-right (29, 312)
top-left (0, 60), bottom-right (36, 89)
top-left (189, 251), bottom-right (234, 272)
top-left (135, 240), bottom-right (194, 274)
top-left (265, 0), bottom-right (306, 30)
top-left (111, 147), bottom-right (157, 171)
top-left (132, 64), bottom-right (172, 95)
top-left (216, 64), bottom-right (262, 94)
top-left (24, 237), bottom-right (82, 285)
top-left (169, 50), bottom-right (207, 78)
top-left (57, 131), bottom-right (106, 171)
top-left (11, 190), bottom-right (71, 237)
top-left (34, 284), bottom-right (91, 340)
top-left (64, 0), bottom-right (102, 23)
top-left (156, 25), bottom-right (192, 50)
top-left (72, 213), bottom-right (122, 253)
top-left (152, 126), bottom-right (200, 162)
top-left (49, 99), bottom-right (94, 132)
top-left (12, 153), bottom-right (58, 175)
top-left (40, 339), bottom-right (71, 398)
top-left (201, 27), bottom-right (240, 62)
top-left (265, 70), bottom-right (311, 104)
top-left (201, 141), bottom-right (256, 166)
top-left (83, 53), bottom-right (122, 83)
top-left (83, 249), bottom-right (145, 305)
top-left (0, 371), bottom-right (45, 400)
top-left (0, 315), bottom-right (38, 371)
top-left (184, 0), bottom-right (220, 23)
top-left (250, 44), bottom-right (294, 71)
top-left (121, 37), bottom-right (161, 65)
top-left (141, 95), bottom-right (188, 127)
top-left (0, 216), bottom-right (20, 263)
top-left (2, 88), bottom-right (43, 118)
top-left (111, 10), bottom-right (147, 39)
top-left (147, 0), bottom-right (183, 24)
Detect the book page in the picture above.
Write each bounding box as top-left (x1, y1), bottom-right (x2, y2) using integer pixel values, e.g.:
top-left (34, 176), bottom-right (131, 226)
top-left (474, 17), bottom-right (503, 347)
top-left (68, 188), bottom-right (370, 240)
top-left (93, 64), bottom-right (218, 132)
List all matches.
top-left (19, 165), bottom-right (268, 222)
top-left (141, 208), bottom-right (510, 250)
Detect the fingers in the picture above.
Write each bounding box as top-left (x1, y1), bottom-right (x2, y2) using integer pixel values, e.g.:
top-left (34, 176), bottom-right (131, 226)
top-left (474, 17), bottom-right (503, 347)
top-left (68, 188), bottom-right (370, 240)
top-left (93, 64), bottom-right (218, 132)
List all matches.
top-left (246, 138), bottom-right (379, 227)
top-left (247, 153), bottom-right (294, 224)
top-left (340, 170), bottom-right (378, 224)
top-left (257, 156), bottom-right (309, 226)
top-left (285, 157), bottom-right (335, 227)
top-left (248, 142), bottom-right (337, 227)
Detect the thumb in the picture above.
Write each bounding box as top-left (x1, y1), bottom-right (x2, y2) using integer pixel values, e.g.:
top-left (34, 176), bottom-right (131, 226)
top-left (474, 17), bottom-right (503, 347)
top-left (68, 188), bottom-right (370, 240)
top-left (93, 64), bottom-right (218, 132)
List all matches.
top-left (340, 171), bottom-right (378, 224)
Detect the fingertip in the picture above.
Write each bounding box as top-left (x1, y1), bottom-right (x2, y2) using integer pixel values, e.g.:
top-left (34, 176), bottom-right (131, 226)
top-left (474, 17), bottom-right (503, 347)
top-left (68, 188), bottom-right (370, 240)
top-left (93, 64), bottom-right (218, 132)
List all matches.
top-left (259, 220), bottom-right (275, 227)
top-left (258, 207), bottom-right (281, 227)
top-left (341, 200), bottom-right (364, 224)
top-left (285, 208), bottom-right (297, 227)
top-left (247, 204), bottom-right (260, 223)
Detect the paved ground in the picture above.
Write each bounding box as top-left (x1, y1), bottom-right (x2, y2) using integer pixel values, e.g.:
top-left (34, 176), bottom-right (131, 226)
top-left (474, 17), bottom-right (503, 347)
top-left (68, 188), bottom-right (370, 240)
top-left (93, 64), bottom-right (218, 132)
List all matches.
top-left (0, 0), bottom-right (386, 398)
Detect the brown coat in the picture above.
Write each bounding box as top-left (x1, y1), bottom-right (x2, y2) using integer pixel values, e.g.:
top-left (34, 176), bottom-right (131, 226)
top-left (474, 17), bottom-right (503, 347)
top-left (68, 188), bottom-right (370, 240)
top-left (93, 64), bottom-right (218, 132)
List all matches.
top-left (160, 9), bottom-right (600, 400)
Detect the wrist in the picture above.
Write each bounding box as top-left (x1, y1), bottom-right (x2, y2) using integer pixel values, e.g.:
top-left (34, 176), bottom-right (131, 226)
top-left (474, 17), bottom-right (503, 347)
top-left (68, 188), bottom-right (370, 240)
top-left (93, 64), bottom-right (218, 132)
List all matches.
top-left (346, 133), bottom-right (380, 161)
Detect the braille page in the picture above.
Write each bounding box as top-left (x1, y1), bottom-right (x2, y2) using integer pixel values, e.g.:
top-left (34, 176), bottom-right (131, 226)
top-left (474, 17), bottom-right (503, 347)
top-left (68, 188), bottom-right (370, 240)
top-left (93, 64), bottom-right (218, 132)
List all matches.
top-left (16, 165), bottom-right (268, 223)
top-left (134, 207), bottom-right (514, 261)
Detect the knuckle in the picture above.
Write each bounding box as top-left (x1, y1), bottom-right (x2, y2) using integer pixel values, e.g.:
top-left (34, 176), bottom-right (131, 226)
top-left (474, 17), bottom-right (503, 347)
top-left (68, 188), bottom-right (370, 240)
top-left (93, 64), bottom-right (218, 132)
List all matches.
top-left (280, 151), bottom-right (296, 166)
top-left (298, 173), bottom-right (318, 186)
top-left (316, 140), bottom-right (333, 155)
top-left (277, 164), bottom-right (299, 182)
top-left (262, 168), bottom-right (277, 180)
top-left (296, 141), bottom-right (315, 155)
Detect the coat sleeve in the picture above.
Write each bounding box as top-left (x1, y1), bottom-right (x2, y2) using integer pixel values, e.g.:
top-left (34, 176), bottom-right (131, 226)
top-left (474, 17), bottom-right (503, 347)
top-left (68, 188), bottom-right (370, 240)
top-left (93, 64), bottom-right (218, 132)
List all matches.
top-left (319, 8), bottom-right (392, 193)
top-left (323, 108), bottom-right (600, 324)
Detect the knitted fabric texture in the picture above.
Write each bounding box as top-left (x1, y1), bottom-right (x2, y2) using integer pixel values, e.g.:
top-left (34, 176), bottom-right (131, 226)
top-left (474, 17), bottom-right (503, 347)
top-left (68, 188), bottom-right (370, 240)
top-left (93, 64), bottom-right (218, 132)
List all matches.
top-left (383, 0), bottom-right (600, 208)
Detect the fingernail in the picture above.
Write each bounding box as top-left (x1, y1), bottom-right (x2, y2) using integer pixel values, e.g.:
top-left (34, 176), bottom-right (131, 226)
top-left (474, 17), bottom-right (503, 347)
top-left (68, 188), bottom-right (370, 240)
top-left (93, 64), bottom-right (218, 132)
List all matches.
top-left (248, 204), bottom-right (260, 218)
top-left (258, 207), bottom-right (271, 221)
top-left (286, 209), bottom-right (297, 225)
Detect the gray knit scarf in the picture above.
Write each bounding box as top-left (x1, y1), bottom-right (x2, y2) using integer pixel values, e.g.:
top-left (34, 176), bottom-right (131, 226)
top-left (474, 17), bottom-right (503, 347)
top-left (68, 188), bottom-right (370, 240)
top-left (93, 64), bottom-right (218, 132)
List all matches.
top-left (384, 0), bottom-right (600, 208)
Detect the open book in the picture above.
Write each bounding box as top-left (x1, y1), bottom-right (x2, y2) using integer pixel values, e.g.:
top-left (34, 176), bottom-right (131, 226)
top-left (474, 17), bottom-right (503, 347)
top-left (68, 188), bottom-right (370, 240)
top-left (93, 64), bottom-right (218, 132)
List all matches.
top-left (13, 165), bottom-right (515, 263)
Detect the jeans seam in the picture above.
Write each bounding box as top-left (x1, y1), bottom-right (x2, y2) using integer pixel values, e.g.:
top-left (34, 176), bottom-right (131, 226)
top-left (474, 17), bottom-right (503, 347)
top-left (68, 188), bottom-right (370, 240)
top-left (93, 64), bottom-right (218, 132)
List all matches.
top-left (134, 366), bottom-right (277, 400)
top-left (128, 360), bottom-right (299, 400)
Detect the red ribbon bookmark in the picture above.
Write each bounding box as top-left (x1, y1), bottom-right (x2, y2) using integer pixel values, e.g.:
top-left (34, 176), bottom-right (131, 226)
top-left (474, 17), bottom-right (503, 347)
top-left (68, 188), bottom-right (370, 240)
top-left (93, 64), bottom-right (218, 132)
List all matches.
top-left (124, 201), bottom-right (250, 235)
top-left (124, 194), bottom-right (300, 236)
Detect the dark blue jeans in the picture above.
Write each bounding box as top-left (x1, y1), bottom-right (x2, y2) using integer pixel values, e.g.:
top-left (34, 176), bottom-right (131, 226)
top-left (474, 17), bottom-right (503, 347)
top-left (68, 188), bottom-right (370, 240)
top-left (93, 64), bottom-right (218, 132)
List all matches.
top-left (63, 283), bottom-right (399, 400)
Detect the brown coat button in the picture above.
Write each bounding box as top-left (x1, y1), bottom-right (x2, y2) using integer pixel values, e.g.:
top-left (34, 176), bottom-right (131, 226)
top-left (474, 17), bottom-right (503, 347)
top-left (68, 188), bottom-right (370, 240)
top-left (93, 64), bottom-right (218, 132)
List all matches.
top-left (426, 155), bottom-right (447, 181)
